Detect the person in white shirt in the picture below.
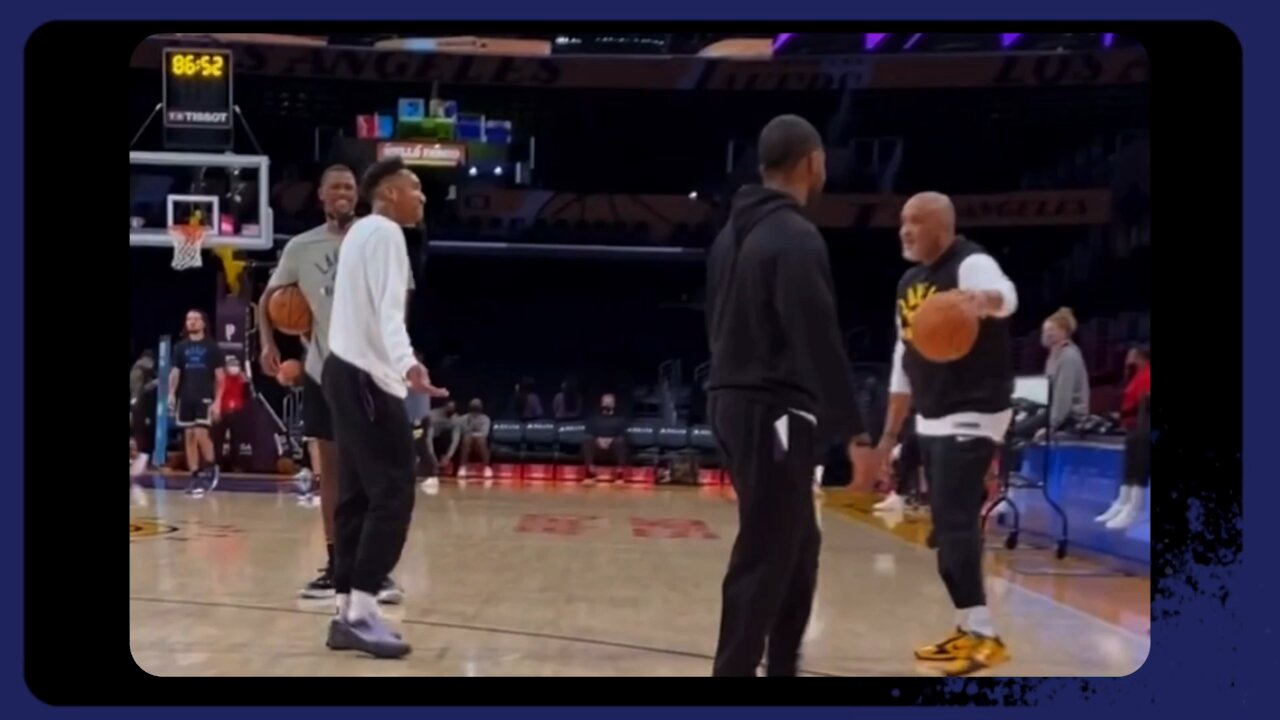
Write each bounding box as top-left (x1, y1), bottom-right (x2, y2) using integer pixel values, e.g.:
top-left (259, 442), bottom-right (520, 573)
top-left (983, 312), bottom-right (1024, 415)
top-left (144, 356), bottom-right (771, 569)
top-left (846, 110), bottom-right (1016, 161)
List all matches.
top-left (321, 157), bottom-right (447, 659)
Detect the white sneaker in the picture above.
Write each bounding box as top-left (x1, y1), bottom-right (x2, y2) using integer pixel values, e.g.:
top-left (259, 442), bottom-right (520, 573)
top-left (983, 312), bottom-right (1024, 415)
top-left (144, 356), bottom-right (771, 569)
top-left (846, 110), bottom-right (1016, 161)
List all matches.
top-left (421, 477), bottom-right (440, 496)
top-left (458, 466), bottom-right (469, 479)
top-left (483, 467), bottom-right (494, 479)
top-left (873, 492), bottom-right (905, 513)
top-left (1106, 487), bottom-right (1145, 530)
top-left (293, 467), bottom-right (315, 497)
top-left (1096, 486), bottom-right (1134, 523)
top-left (130, 453), bottom-right (149, 478)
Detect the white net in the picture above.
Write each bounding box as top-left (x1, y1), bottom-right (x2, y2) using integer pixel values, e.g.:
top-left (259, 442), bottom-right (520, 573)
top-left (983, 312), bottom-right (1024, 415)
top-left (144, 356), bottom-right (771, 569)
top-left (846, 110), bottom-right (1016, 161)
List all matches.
top-left (169, 226), bottom-right (205, 270)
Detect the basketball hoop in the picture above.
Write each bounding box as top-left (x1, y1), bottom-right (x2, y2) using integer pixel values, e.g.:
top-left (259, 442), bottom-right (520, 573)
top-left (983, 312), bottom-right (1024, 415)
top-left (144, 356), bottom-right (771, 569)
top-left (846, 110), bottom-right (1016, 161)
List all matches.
top-left (169, 223), bottom-right (206, 270)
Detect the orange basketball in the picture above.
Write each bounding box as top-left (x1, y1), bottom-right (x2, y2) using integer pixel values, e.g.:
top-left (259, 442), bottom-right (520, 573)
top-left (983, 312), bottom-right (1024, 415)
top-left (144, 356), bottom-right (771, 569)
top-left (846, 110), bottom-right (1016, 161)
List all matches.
top-left (277, 359), bottom-right (304, 385)
top-left (267, 285), bottom-right (312, 336)
top-left (911, 291), bottom-right (979, 363)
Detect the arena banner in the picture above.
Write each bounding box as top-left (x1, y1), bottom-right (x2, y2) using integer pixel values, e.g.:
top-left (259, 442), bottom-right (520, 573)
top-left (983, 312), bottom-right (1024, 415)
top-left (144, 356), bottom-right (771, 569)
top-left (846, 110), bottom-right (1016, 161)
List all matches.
top-left (457, 188), bottom-right (1111, 235)
top-left (215, 294), bottom-right (249, 365)
top-left (131, 37), bottom-right (1147, 91)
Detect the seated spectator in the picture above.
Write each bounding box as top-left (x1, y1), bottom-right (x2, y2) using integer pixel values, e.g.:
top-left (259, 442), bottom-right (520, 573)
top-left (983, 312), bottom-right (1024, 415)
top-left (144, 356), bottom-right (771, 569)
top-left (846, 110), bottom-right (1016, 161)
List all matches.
top-left (552, 377), bottom-right (583, 420)
top-left (583, 393), bottom-right (628, 483)
top-left (456, 399), bottom-right (494, 480)
top-left (508, 377), bottom-right (545, 421)
top-left (416, 400), bottom-right (460, 489)
top-left (1097, 344), bottom-right (1151, 530)
top-left (1014, 307), bottom-right (1090, 439)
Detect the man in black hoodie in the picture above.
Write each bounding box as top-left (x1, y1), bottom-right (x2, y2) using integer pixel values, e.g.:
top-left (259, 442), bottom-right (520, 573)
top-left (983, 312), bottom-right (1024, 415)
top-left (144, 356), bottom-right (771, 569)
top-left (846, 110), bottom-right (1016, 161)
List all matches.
top-left (705, 114), bottom-right (875, 676)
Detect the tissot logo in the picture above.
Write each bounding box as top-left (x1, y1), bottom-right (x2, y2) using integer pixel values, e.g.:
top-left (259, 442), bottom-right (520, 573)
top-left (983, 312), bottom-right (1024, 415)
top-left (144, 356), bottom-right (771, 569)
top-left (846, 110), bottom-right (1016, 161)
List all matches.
top-left (167, 110), bottom-right (230, 126)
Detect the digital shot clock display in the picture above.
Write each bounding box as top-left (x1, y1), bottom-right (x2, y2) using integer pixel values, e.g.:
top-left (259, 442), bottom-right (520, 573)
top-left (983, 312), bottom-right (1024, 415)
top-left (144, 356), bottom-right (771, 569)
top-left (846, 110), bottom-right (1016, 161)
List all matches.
top-left (162, 48), bottom-right (233, 130)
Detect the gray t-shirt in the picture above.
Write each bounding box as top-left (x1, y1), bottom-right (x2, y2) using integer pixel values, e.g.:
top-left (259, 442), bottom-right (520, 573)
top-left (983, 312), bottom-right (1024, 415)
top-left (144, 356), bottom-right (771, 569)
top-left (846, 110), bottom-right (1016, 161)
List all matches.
top-left (269, 225), bottom-right (343, 383)
top-left (269, 222), bottom-right (415, 382)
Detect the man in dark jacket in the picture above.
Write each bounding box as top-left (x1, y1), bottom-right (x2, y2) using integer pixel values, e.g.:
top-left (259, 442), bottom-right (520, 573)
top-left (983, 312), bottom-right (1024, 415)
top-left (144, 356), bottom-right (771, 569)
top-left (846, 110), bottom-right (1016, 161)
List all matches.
top-left (705, 114), bottom-right (874, 677)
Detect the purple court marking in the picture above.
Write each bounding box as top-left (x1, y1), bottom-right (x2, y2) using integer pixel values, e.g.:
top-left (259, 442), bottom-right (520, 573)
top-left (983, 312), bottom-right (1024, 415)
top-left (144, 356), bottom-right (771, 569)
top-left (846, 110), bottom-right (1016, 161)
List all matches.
top-left (1102, 33), bottom-right (1115, 48)
top-left (903, 33), bottom-right (923, 50)
top-left (1000, 33), bottom-right (1022, 49)
top-left (865, 33), bottom-right (889, 51)
top-left (772, 33), bottom-right (795, 52)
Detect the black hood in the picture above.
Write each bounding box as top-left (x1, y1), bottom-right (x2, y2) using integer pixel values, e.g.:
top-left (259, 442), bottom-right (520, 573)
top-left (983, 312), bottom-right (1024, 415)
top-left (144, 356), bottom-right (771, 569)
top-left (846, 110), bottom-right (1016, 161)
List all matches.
top-left (726, 185), bottom-right (802, 247)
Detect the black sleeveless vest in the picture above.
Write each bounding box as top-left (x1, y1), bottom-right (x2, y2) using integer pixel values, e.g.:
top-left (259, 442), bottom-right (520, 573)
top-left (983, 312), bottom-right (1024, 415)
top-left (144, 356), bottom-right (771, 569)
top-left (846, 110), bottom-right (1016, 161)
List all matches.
top-left (896, 237), bottom-right (1014, 419)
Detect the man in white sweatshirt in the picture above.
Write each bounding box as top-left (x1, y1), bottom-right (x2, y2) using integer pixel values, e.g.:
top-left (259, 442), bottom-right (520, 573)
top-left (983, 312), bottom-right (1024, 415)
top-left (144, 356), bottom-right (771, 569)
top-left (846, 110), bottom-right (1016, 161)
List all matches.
top-left (322, 157), bottom-right (447, 659)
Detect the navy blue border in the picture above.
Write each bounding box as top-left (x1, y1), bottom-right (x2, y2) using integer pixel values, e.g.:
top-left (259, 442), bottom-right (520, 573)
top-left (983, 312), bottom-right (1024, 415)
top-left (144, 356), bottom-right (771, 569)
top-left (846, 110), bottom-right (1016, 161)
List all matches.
top-left (4, 4), bottom-right (1264, 716)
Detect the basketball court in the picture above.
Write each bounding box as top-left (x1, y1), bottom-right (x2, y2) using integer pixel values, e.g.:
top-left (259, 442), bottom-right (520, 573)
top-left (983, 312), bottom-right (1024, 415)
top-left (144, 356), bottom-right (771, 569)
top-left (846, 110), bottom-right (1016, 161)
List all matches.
top-left (129, 479), bottom-right (1149, 677)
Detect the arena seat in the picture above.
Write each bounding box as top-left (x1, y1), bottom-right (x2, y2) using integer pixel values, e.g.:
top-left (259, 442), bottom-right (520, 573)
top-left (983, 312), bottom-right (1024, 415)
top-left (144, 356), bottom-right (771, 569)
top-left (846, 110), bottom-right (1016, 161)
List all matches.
top-left (688, 424), bottom-right (724, 485)
top-left (522, 420), bottom-right (560, 462)
top-left (626, 423), bottom-right (661, 466)
top-left (489, 421), bottom-right (525, 463)
top-left (688, 425), bottom-right (719, 466)
top-left (555, 422), bottom-right (588, 481)
top-left (656, 424), bottom-right (691, 462)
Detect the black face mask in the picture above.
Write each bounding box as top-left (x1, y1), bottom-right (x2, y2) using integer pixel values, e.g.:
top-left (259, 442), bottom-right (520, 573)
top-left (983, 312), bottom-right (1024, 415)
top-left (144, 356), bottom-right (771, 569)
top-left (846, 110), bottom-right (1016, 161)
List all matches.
top-left (602, 407), bottom-right (615, 415)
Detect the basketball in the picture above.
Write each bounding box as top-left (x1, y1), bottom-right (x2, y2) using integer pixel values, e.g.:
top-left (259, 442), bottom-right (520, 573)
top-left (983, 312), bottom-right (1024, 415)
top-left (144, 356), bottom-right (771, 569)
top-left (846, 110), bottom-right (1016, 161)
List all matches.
top-left (267, 285), bottom-right (312, 336)
top-left (277, 359), bottom-right (304, 385)
top-left (911, 291), bottom-right (979, 363)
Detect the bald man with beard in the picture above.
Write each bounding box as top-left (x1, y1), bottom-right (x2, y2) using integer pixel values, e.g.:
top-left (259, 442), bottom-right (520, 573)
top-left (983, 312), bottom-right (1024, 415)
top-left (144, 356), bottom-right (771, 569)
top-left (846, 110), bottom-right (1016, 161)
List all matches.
top-left (872, 192), bottom-right (1019, 676)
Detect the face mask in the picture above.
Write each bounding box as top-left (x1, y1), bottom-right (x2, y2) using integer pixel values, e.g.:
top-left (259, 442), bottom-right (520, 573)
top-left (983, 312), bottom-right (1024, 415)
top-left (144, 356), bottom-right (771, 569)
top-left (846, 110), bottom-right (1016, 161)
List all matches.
top-left (227, 365), bottom-right (241, 376)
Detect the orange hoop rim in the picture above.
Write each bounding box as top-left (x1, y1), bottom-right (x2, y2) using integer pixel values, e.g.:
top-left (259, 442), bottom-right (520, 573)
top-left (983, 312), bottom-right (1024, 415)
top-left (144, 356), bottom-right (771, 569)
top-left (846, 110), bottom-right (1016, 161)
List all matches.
top-left (169, 224), bottom-right (208, 246)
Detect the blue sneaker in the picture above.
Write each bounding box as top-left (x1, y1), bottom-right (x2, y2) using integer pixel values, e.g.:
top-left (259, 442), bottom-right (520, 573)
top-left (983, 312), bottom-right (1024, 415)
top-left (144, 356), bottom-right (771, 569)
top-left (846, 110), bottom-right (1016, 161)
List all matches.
top-left (328, 614), bottom-right (411, 659)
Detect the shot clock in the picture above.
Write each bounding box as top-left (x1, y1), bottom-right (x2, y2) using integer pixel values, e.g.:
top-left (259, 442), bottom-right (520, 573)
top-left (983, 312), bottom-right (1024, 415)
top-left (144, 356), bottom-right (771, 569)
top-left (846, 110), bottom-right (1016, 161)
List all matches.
top-left (163, 48), bottom-right (233, 130)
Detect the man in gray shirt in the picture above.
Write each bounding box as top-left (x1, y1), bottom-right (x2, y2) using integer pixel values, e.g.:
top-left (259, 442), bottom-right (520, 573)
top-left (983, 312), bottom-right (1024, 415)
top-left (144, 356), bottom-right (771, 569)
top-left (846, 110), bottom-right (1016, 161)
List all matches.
top-left (258, 164), bottom-right (412, 605)
top-left (418, 400), bottom-right (461, 490)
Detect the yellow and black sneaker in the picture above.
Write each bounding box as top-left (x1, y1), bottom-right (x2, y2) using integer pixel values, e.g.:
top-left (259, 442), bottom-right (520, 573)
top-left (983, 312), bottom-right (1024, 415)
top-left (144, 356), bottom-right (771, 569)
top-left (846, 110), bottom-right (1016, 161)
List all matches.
top-left (937, 635), bottom-right (1010, 676)
top-left (914, 627), bottom-right (978, 662)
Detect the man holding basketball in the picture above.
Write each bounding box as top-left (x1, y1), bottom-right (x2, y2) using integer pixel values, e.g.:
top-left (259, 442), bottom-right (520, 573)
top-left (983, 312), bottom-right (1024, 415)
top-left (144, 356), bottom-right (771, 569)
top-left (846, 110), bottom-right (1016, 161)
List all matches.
top-left (323, 156), bottom-right (445, 658)
top-left (169, 309), bottom-right (224, 496)
top-left (872, 191), bottom-right (1018, 676)
top-left (259, 165), bottom-right (404, 605)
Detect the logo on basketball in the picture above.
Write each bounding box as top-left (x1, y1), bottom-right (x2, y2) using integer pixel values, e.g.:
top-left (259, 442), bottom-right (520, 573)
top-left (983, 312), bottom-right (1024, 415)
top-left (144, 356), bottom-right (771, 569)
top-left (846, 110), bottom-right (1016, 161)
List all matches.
top-left (898, 282), bottom-right (937, 342)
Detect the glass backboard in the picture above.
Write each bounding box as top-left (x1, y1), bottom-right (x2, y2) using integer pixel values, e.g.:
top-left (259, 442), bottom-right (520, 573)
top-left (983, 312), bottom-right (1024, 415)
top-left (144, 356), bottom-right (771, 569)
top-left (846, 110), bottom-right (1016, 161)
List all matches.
top-left (130, 151), bottom-right (273, 250)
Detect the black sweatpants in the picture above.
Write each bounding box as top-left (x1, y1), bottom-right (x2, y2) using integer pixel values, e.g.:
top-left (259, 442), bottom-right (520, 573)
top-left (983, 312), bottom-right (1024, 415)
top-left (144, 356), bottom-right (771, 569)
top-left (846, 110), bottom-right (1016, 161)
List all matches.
top-left (920, 435), bottom-right (998, 610)
top-left (322, 355), bottom-right (417, 596)
top-left (710, 393), bottom-right (821, 677)
top-left (1122, 427), bottom-right (1150, 488)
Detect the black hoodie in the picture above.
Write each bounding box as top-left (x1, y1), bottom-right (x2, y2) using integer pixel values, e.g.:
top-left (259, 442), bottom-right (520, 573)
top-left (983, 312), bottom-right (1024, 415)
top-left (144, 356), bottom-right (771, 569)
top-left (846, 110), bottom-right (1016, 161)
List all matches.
top-left (705, 185), bottom-right (865, 440)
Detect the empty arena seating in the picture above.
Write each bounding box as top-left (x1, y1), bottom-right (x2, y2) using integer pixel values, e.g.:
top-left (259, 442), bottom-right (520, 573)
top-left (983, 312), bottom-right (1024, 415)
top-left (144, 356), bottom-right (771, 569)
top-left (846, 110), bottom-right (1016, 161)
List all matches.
top-left (470, 419), bottom-right (722, 484)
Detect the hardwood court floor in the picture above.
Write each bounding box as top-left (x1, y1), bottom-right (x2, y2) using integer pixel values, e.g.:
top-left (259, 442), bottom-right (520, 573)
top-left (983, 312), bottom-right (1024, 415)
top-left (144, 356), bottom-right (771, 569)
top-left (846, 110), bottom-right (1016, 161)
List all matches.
top-left (129, 480), bottom-right (1150, 677)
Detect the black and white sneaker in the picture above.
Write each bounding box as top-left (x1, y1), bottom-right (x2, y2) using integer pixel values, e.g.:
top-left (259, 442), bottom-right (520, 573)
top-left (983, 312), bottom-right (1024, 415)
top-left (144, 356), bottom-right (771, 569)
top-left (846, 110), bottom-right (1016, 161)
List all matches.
top-left (206, 465), bottom-right (220, 493)
top-left (299, 566), bottom-right (335, 599)
top-left (376, 577), bottom-right (405, 605)
top-left (185, 471), bottom-right (206, 497)
top-left (293, 468), bottom-right (315, 497)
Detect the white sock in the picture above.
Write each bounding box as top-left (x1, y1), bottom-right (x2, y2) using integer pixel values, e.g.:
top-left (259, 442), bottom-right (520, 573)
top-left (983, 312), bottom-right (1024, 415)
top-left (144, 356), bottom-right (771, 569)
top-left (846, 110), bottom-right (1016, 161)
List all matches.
top-left (348, 590), bottom-right (378, 622)
top-left (335, 593), bottom-right (350, 617)
top-left (965, 606), bottom-right (996, 638)
top-left (955, 609), bottom-right (968, 630)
